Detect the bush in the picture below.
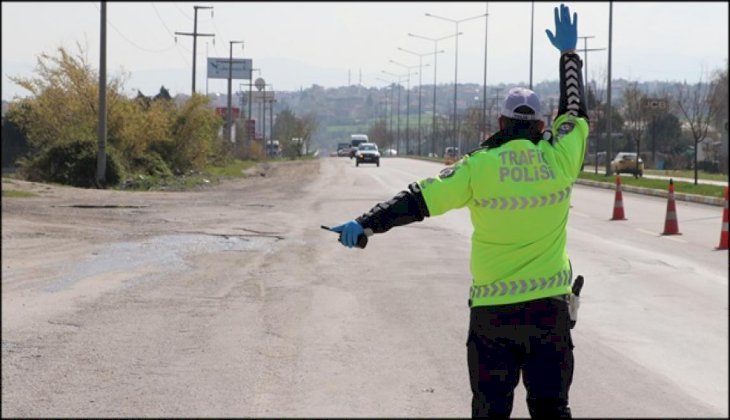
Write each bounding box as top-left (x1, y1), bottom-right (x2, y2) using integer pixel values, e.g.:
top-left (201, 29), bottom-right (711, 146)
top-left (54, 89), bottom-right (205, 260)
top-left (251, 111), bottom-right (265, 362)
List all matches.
top-left (697, 160), bottom-right (720, 173)
top-left (131, 151), bottom-right (173, 178)
top-left (21, 139), bottom-right (125, 187)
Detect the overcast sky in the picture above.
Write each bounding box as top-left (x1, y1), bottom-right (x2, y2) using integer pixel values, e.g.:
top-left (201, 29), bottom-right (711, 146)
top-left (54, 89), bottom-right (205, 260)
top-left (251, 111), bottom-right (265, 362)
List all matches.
top-left (2, 1), bottom-right (728, 101)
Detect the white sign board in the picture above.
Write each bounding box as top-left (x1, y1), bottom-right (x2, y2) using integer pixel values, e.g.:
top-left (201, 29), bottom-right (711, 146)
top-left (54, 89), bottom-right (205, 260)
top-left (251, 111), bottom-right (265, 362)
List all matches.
top-left (252, 91), bottom-right (275, 102)
top-left (207, 58), bottom-right (252, 80)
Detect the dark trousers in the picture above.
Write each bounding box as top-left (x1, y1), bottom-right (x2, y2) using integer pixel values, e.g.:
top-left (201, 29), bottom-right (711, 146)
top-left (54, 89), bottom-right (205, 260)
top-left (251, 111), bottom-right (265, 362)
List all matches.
top-left (467, 297), bottom-right (574, 418)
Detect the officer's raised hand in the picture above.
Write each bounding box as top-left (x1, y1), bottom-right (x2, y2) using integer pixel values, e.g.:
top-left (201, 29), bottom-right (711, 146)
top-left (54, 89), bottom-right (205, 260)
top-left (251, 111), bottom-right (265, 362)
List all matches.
top-left (545, 3), bottom-right (577, 53)
top-left (330, 220), bottom-right (364, 248)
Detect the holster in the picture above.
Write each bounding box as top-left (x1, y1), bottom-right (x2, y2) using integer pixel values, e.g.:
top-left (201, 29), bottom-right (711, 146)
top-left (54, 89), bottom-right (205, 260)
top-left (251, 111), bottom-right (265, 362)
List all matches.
top-left (569, 275), bottom-right (584, 329)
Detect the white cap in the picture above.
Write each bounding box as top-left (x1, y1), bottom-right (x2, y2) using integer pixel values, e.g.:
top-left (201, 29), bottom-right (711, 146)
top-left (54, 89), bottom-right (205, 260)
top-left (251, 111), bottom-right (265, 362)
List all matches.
top-left (500, 87), bottom-right (541, 121)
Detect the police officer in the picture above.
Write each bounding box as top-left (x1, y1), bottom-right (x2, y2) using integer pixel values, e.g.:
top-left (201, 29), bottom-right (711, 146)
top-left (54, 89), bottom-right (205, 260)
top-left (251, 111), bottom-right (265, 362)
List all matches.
top-left (331, 3), bottom-right (587, 418)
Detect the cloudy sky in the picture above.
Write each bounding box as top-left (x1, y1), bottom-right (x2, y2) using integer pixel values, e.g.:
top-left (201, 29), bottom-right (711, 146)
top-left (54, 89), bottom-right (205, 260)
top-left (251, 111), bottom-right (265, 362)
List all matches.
top-left (2, 1), bottom-right (728, 100)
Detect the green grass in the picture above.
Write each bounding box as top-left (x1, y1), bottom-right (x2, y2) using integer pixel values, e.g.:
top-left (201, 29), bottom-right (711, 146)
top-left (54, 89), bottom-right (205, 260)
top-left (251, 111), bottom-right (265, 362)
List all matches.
top-left (119, 159), bottom-right (259, 191)
top-left (577, 172), bottom-right (725, 198)
top-left (204, 159), bottom-right (257, 177)
top-left (642, 169), bottom-right (728, 182)
top-left (2, 190), bottom-right (36, 198)
top-left (403, 156), bottom-right (726, 199)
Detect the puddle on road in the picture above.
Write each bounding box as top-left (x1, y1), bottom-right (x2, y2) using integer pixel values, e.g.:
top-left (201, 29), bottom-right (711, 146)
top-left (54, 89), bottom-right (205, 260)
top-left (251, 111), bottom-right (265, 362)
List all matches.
top-left (45, 233), bottom-right (278, 293)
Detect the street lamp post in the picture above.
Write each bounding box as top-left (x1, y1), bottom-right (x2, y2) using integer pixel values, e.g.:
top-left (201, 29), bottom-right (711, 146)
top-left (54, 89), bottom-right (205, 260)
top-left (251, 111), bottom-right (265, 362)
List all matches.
top-left (425, 11), bottom-right (487, 155)
top-left (227, 40), bottom-right (244, 144)
top-left (408, 31), bottom-right (462, 157)
top-left (382, 70), bottom-right (414, 155)
top-left (376, 77), bottom-right (396, 143)
top-left (576, 35), bottom-right (607, 173)
top-left (390, 60), bottom-right (425, 156)
top-left (398, 47), bottom-right (444, 156)
top-left (482, 3), bottom-right (489, 142)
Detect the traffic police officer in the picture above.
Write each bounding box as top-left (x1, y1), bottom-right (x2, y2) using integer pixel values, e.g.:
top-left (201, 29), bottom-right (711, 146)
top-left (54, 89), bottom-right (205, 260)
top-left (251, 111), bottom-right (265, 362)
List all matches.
top-left (331, 3), bottom-right (588, 418)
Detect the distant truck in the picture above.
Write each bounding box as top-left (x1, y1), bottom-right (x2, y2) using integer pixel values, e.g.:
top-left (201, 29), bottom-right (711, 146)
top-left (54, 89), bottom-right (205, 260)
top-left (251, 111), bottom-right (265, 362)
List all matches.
top-left (349, 134), bottom-right (369, 158)
top-left (337, 142), bottom-right (351, 157)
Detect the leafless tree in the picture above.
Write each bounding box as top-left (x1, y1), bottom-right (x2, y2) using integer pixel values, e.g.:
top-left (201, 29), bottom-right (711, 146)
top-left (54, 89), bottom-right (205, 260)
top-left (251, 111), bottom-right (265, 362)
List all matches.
top-left (621, 82), bottom-right (648, 176)
top-left (674, 70), bottom-right (717, 184)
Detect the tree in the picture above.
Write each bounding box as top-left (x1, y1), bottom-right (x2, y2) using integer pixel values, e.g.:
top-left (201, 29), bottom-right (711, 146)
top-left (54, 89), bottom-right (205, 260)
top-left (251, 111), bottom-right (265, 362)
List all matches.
top-left (621, 83), bottom-right (649, 175)
top-left (367, 119), bottom-right (391, 149)
top-left (674, 71), bottom-right (717, 184)
top-left (169, 94), bottom-right (223, 171)
top-left (300, 112), bottom-right (319, 156)
top-left (8, 44), bottom-right (125, 151)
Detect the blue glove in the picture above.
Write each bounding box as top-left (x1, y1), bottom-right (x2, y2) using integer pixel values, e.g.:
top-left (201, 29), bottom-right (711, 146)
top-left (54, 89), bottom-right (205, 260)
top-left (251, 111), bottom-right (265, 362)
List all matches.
top-left (545, 3), bottom-right (577, 53)
top-left (330, 220), bottom-right (364, 248)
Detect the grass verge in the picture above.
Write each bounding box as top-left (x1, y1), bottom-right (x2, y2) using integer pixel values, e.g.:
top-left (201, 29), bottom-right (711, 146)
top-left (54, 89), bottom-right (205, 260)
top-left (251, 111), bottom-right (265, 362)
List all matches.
top-left (2, 190), bottom-right (36, 198)
top-left (577, 172), bottom-right (725, 199)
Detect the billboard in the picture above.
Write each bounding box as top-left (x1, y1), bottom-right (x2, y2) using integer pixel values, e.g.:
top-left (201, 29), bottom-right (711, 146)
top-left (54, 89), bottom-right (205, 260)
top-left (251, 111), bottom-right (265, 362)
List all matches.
top-left (207, 58), bottom-right (252, 80)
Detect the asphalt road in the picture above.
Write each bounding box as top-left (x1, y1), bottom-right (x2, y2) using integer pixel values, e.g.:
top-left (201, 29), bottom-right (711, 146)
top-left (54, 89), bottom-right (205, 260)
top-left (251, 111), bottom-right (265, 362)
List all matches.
top-left (2, 157), bottom-right (727, 417)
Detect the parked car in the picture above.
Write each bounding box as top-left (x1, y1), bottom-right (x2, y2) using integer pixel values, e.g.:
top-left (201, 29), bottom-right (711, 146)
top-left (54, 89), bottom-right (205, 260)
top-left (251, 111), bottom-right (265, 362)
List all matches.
top-left (355, 143), bottom-right (380, 167)
top-left (610, 152), bottom-right (644, 177)
top-left (382, 148), bottom-right (398, 157)
top-left (444, 147), bottom-right (460, 165)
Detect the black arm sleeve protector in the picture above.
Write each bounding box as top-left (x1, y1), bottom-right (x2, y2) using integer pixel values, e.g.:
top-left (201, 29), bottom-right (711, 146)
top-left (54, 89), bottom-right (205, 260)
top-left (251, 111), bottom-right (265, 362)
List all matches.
top-left (558, 52), bottom-right (589, 122)
top-left (355, 182), bottom-right (430, 234)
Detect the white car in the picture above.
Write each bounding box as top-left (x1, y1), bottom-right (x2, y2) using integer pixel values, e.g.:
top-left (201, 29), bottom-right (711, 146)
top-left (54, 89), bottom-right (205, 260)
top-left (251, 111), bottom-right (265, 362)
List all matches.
top-left (355, 143), bottom-right (380, 167)
top-left (382, 148), bottom-right (398, 157)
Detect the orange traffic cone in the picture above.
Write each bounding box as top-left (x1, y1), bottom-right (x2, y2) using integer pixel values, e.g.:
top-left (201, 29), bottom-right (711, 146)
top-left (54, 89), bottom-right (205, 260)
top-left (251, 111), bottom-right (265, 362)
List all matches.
top-left (611, 176), bottom-right (627, 220)
top-left (662, 179), bottom-right (681, 235)
top-left (717, 186), bottom-right (728, 250)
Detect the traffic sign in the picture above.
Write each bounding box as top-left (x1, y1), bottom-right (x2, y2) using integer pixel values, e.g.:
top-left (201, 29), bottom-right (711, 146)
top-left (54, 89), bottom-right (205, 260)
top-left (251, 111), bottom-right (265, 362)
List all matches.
top-left (207, 58), bottom-right (252, 80)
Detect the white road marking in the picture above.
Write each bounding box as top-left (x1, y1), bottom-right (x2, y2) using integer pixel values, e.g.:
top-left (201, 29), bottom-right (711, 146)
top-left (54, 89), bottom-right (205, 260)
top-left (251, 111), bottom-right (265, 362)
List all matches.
top-left (636, 228), bottom-right (658, 236)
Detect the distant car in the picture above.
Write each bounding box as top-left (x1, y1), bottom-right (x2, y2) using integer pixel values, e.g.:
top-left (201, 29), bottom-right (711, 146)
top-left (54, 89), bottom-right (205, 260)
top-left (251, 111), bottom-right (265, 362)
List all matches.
top-left (355, 143), bottom-right (380, 167)
top-left (382, 148), bottom-right (398, 157)
top-left (444, 147), bottom-right (460, 165)
top-left (337, 148), bottom-right (350, 157)
top-left (610, 152), bottom-right (644, 177)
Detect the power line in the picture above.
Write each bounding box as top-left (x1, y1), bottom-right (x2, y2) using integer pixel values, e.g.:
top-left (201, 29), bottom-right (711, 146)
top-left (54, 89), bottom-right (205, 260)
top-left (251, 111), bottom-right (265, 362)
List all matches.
top-left (93, 3), bottom-right (177, 54)
top-left (172, 2), bottom-right (193, 20)
top-left (149, 2), bottom-right (191, 66)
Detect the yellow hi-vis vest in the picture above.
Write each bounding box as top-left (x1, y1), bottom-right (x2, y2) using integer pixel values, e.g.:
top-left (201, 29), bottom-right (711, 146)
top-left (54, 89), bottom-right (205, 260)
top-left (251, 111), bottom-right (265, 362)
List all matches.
top-left (417, 114), bottom-right (588, 306)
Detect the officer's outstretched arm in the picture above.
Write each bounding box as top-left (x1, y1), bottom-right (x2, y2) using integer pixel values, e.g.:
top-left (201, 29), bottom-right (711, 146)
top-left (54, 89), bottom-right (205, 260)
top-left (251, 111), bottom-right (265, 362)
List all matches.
top-left (355, 182), bottom-right (430, 234)
top-left (546, 3), bottom-right (588, 121)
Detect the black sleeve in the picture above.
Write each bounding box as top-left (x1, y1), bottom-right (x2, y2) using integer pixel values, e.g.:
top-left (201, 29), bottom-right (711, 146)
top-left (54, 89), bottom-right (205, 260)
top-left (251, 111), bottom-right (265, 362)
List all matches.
top-left (355, 182), bottom-right (430, 234)
top-left (558, 52), bottom-right (589, 122)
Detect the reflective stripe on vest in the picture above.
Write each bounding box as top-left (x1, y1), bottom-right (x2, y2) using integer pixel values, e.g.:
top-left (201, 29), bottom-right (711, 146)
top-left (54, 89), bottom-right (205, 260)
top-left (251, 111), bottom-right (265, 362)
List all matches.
top-left (469, 268), bottom-right (572, 298)
top-left (472, 186), bottom-right (572, 210)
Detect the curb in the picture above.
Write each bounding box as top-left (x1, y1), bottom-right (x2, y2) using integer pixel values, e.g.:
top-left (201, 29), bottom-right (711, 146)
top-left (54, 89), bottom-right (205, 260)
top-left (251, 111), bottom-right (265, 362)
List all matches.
top-left (575, 179), bottom-right (725, 207)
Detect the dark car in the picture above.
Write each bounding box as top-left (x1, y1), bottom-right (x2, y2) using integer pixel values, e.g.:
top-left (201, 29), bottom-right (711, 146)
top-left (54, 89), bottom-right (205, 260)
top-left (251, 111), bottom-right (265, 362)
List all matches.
top-left (355, 143), bottom-right (380, 167)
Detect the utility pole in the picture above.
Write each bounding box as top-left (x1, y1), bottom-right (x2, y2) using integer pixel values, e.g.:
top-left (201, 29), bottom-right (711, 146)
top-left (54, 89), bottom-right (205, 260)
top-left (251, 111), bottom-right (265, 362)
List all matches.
top-left (96, 1), bottom-right (107, 187)
top-left (577, 35), bottom-right (607, 174)
top-left (227, 41), bottom-right (244, 144)
top-left (529, 1), bottom-right (534, 90)
top-left (605, 2), bottom-right (614, 176)
top-left (482, 3), bottom-right (489, 142)
top-left (175, 5), bottom-right (214, 95)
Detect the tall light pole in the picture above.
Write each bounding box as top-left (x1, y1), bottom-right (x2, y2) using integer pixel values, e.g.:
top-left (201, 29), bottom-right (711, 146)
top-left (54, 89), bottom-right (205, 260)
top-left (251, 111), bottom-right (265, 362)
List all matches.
top-left (398, 47), bottom-right (444, 156)
top-left (382, 70), bottom-right (415, 155)
top-left (530, 1), bottom-right (535, 89)
top-left (605, 2), bottom-right (614, 176)
top-left (408, 31), bottom-right (461, 156)
top-left (175, 5), bottom-right (214, 95)
top-left (482, 3), bottom-right (490, 142)
top-left (376, 77), bottom-right (396, 142)
top-left (425, 11), bottom-right (487, 154)
top-left (390, 60), bottom-right (425, 155)
top-left (227, 40), bottom-right (244, 144)
top-left (577, 35), bottom-right (607, 173)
